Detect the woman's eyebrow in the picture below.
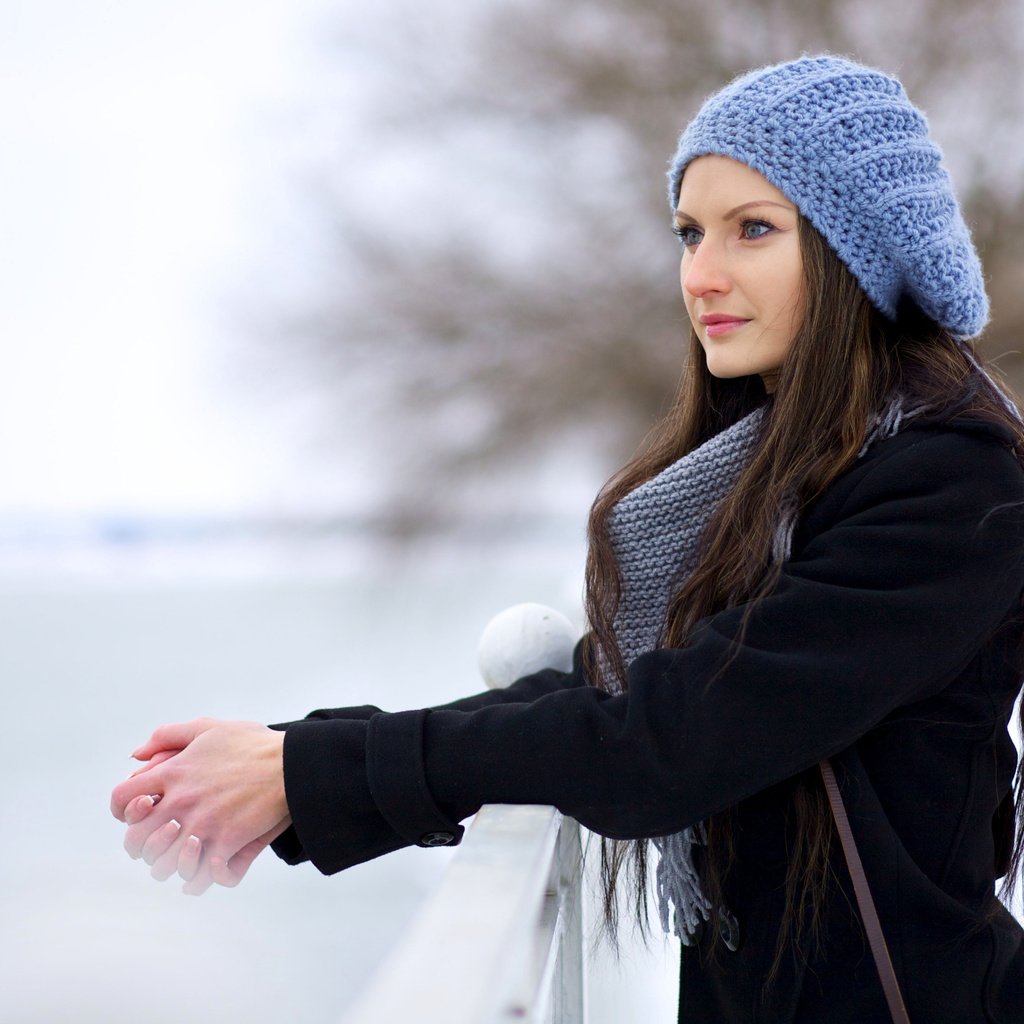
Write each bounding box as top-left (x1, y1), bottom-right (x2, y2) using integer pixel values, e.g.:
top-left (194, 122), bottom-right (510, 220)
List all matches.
top-left (673, 199), bottom-right (795, 224)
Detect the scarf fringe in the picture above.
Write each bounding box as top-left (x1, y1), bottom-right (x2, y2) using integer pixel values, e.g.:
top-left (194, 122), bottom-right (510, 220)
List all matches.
top-left (655, 826), bottom-right (740, 950)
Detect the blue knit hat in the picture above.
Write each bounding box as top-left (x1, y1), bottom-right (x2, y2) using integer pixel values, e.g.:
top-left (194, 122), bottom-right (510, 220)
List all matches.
top-left (668, 55), bottom-right (989, 339)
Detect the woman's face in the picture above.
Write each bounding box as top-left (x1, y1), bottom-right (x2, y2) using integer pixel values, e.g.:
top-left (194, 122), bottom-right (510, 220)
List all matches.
top-left (674, 155), bottom-right (804, 391)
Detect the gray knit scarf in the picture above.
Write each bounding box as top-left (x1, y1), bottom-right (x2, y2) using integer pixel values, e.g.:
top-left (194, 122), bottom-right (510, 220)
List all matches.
top-left (604, 396), bottom-right (924, 950)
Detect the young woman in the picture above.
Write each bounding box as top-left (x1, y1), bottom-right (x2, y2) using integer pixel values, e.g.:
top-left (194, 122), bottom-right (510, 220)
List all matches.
top-left (112, 55), bottom-right (1024, 1022)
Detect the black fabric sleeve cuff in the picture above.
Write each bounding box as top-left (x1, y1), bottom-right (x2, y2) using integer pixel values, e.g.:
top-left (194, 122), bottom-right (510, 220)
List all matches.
top-left (280, 718), bottom-right (409, 874)
top-left (265, 722), bottom-right (311, 864)
top-left (303, 704), bottom-right (384, 721)
top-left (267, 706), bottom-right (386, 865)
top-left (367, 709), bottom-right (465, 849)
top-left (269, 705), bottom-right (384, 730)
top-left (269, 824), bottom-right (308, 865)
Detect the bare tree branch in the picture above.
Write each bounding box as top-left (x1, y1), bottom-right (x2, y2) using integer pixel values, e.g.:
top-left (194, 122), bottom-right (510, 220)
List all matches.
top-left (261, 0), bottom-right (1024, 531)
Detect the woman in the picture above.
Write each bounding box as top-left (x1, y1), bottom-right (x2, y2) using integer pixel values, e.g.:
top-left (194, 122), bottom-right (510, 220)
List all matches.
top-left (112, 56), bottom-right (1024, 1022)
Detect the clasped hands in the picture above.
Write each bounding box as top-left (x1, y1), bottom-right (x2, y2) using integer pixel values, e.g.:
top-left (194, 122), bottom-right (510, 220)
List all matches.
top-left (110, 718), bottom-right (291, 895)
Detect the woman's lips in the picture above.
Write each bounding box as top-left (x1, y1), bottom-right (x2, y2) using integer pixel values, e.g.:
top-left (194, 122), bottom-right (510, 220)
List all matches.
top-left (703, 318), bottom-right (751, 338)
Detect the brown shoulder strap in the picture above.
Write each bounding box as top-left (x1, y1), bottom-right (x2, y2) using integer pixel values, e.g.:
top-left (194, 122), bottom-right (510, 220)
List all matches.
top-left (819, 759), bottom-right (911, 1024)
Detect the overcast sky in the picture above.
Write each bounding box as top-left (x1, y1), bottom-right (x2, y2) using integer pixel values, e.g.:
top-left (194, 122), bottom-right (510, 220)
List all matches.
top-left (0, 0), bottom-right (359, 519)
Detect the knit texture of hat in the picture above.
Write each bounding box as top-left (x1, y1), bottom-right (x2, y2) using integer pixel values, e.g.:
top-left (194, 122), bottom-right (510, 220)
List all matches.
top-left (668, 55), bottom-right (989, 339)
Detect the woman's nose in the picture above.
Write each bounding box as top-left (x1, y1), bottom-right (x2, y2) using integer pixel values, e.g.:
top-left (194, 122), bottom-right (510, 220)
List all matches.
top-left (682, 243), bottom-right (732, 299)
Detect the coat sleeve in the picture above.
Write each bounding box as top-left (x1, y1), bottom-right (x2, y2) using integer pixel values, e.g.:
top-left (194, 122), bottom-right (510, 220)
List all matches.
top-left (278, 429), bottom-right (1024, 874)
top-left (269, 649), bottom-right (585, 863)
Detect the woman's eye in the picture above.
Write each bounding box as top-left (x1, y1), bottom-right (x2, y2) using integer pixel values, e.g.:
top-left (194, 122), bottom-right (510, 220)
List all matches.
top-left (741, 219), bottom-right (774, 240)
top-left (673, 225), bottom-right (703, 248)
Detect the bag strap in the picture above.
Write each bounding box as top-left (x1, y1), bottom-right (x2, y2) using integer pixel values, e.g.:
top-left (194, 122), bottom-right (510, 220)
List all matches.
top-left (819, 759), bottom-right (911, 1024)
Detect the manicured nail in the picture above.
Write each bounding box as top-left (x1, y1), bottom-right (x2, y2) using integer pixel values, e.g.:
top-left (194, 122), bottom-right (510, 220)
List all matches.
top-left (186, 835), bottom-right (201, 851)
top-left (167, 819), bottom-right (181, 832)
top-left (148, 794), bottom-right (162, 807)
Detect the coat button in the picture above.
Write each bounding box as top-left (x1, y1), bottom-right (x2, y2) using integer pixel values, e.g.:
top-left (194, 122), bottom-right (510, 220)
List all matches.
top-left (420, 831), bottom-right (455, 847)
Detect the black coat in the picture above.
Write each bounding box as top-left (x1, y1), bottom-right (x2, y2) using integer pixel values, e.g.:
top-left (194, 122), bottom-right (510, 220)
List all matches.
top-left (272, 414), bottom-right (1024, 1023)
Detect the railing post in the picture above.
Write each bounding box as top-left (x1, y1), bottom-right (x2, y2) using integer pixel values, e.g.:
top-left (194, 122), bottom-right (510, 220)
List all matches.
top-left (549, 817), bottom-right (585, 1023)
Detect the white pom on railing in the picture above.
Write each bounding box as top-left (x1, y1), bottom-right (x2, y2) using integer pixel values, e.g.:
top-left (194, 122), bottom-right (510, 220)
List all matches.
top-left (477, 603), bottom-right (580, 690)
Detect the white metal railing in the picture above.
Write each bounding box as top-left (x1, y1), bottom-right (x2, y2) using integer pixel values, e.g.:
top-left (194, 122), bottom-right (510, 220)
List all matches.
top-left (340, 804), bottom-right (584, 1024)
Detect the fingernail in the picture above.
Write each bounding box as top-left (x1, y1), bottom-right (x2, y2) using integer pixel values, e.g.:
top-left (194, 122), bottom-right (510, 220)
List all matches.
top-left (148, 794), bottom-right (162, 807)
top-left (168, 819), bottom-right (182, 832)
top-left (186, 835), bottom-right (201, 850)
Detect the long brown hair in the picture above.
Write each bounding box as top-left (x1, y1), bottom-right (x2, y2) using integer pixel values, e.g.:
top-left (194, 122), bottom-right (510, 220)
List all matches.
top-left (584, 213), bottom-right (1024, 979)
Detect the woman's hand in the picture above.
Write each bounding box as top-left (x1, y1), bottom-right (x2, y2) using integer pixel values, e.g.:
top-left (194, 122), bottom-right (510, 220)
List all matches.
top-left (119, 792), bottom-right (290, 895)
top-left (111, 718), bottom-right (291, 894)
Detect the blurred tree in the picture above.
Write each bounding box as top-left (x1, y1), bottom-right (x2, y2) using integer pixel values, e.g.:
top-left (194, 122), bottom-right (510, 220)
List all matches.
top-left (269, 0), bottom-right (1024, 532)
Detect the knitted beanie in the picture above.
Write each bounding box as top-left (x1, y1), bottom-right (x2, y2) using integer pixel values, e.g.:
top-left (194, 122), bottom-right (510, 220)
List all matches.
top-left (667, 55), bottom-right (988, 339)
